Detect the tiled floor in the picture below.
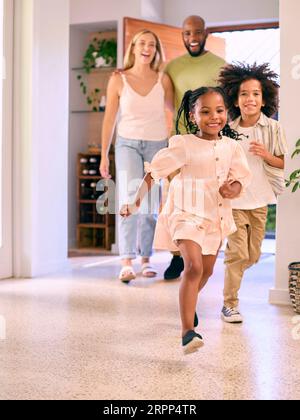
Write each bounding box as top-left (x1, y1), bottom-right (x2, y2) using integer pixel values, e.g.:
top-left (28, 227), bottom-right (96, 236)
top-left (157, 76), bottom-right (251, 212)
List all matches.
top-left (0, 247), bottom-right (299, 400)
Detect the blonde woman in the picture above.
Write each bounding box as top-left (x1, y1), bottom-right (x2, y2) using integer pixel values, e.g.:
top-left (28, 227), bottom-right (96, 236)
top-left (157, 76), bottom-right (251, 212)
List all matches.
top-left (100, 30), bottom-right (174, 283)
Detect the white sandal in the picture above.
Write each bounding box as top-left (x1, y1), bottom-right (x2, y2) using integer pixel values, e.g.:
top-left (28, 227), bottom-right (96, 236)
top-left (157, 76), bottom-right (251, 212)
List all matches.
top-left (119, 266), bottom-right (136, 283)
top-left (141, 263), bottom-right (158, 278)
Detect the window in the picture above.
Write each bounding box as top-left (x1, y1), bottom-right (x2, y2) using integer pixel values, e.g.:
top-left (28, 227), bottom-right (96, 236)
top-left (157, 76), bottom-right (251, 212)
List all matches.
top-left (212, 27), bottom-right (280, 76)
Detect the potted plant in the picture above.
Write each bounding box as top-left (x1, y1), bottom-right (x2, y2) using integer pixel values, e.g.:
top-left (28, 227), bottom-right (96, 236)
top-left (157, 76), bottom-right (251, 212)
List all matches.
top-left (286, 139), bottom-right (300, 314)
top-left (76, 35), bottom-right (117, 111)
top-left (286, 139), bottom-right (300, 192)
top-left (83, 37), bottom-right (117, 73)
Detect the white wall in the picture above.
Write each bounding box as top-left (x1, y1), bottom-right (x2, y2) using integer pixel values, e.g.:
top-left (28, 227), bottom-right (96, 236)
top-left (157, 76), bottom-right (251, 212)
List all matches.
top-left (14, 0), bottom-right (70, 277)
top-left (70, 0), bottom-right (141, 66)
top-left (141, 0), bottom-right (163, 22)
top-left (163, 0), bottom-right (279, 27)
top-left (70, 0), bottom-right (141, 25)
top-left (270, 0), bottom-right (300, 305)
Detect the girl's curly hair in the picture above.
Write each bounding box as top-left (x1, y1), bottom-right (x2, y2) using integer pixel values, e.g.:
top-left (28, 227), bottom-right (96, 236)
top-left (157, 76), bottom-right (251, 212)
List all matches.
top-left (176, 86), bottom-right (241, 140)
top-left (218, 62), bottom-right (279, 120)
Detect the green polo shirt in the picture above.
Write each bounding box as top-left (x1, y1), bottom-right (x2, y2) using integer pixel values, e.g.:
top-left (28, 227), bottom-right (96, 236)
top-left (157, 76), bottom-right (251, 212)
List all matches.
top-left (166, 51), bottom-right (226, 134)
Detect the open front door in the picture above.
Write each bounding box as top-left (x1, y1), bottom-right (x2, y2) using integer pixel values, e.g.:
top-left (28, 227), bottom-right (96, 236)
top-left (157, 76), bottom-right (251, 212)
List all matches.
top-left (0, 0), bottom-right (13, 279)
top-left (123, 17), bottom-right (225, 62)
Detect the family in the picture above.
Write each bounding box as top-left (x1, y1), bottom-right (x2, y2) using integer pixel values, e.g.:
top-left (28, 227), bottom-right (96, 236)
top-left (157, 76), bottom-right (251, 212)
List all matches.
top-left (99, 15), bottom-right (287, 354)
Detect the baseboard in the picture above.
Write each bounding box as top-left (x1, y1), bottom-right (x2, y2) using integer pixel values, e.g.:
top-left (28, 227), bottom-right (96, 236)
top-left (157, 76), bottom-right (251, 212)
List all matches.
top-left (29, 259), bottom-right (71, 278)
top-left (269, 288), bottom-right (292, 306)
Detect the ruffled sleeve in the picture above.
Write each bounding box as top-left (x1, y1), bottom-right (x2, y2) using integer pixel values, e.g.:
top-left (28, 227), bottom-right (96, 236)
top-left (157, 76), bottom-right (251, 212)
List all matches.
top-left (144, 135), bottom-right (187, 182)
top-left (228, 141), bottom-right (252, 197)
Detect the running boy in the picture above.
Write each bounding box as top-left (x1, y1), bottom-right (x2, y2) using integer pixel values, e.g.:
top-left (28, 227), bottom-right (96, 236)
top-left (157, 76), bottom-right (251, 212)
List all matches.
top-left (218, 63), bottom-right (288, 323)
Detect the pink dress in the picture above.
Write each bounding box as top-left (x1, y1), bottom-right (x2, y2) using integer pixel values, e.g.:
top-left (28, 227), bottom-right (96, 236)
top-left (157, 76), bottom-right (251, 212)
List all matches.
top-left (144, 134), bottom-right (252, 255)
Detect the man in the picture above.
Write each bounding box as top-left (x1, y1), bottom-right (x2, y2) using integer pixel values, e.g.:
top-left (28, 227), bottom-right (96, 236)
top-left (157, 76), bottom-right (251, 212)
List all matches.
top-left (164, 15), bottom-right (226, 280)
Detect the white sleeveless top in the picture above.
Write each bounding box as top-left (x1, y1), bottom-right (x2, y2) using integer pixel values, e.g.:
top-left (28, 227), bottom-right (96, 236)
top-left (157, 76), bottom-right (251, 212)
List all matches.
top-left (117, 72), bottom-right (168, 141)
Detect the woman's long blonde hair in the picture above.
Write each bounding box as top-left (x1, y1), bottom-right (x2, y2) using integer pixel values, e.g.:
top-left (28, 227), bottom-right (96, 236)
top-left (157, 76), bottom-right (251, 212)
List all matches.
top-left (123, 30), bottom-right (165, 72)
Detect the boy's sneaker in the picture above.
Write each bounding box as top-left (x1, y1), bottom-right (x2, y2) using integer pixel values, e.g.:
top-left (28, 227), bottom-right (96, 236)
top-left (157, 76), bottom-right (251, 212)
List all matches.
top-left (221, 306), bottom-right (243, 324)
top-left (182, 330), bottom-right (204, 355)
top-left (164, 256), bottom-right (184, 280)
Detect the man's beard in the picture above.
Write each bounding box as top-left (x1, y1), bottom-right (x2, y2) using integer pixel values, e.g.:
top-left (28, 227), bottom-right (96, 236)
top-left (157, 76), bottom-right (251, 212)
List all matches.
top-left (185, 40), bottom-right (206, 57)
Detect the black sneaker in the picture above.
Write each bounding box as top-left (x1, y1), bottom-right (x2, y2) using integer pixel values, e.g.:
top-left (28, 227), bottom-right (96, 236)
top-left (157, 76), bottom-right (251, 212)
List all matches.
top-left (194, 312), bottom-right (198, 328)
top-left (182, 330), bottom-right (204, 354)
top-left (164, 256), bottom-right (184, 280)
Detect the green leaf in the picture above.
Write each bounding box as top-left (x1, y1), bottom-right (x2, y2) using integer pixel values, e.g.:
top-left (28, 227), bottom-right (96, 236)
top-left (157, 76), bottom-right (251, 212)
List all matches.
top-left (292, 182), bottom-right (300, 193)
top-left (290, 169), bottom-right (300, 179)
top-left (296, 139), bottom-right (300, 148)
top-left (291, 149), bottom-right (300, 159)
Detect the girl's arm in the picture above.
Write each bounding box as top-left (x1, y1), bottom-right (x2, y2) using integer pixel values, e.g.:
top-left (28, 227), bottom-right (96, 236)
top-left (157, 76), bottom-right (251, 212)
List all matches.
top-left (121, 136), bottom-right (187, 217)
top-left (249, 142), bottom-right (284, 169)
top-left (100, 74), bottom-right (121, 178)
top-left (120, 173), bottom-right (155, 217)
top-left (144, 135), bottom-right (187, 182)
top-left (222, 142), bottom-right (252, 199)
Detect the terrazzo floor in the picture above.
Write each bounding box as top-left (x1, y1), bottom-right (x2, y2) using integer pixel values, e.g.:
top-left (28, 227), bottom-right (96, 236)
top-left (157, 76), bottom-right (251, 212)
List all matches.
top-left (0, 246), bottom-right (299, 400)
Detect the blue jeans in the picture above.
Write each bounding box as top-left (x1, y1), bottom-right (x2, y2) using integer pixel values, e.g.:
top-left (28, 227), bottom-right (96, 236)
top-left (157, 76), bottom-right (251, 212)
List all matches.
top-left (115, 136), bottom-right (168, 259)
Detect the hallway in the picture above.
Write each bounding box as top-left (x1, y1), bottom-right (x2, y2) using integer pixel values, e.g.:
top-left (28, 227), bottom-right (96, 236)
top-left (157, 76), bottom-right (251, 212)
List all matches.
top-left (0, 251), bottom-right (299, 400)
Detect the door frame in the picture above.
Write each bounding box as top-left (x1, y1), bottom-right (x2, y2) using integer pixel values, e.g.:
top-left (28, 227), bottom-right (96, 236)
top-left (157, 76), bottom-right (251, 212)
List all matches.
top-left (0, 0), bottom-right (13, 279)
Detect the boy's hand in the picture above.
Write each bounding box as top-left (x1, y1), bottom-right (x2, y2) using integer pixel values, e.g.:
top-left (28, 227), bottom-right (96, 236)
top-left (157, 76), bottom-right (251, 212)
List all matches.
top-left (219, 181), bottom-right (242, 199)
top-left (249, 141), bottom-right (271, 161)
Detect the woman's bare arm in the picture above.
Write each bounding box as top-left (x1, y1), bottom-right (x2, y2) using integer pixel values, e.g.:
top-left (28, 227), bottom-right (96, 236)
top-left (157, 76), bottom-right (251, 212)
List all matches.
top-left (101, 73), bottom-right (121, 157)
top-left (162, 73), bottom-right (174, 113)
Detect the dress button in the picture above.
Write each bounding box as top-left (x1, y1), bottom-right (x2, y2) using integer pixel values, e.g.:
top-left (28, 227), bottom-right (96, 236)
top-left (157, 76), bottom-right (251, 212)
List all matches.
top-left (219, 203), bottom-right (222, 207)
top-left (216, 157), bottom-right (219, 161)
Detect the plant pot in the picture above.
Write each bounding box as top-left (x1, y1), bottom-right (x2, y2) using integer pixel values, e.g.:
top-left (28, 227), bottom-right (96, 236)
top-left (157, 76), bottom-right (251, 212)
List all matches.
top-left (95, 56), bottom-right (113, 68)
top-left (289, 262), bottom-right (300, 314)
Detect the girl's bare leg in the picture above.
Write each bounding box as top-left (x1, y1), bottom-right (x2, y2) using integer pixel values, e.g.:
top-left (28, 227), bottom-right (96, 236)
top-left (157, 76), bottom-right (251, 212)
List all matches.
top-left (198, 251), bottom-right (220, 293)
top-left (177, 240), bottom-right (203, 337)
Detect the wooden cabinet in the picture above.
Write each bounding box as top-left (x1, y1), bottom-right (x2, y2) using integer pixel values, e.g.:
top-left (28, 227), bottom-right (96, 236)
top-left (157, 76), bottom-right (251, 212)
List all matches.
top-left (76, 152), bottom-right (115, 251)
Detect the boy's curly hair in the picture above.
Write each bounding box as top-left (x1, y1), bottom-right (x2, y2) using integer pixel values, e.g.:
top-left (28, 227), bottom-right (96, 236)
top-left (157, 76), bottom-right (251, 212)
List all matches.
top-left (218, 62), bottom-right (279, 120)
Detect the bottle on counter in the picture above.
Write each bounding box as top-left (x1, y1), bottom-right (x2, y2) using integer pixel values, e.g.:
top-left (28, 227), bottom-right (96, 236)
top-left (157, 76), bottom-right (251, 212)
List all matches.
top-left (99, 96), bottom-right (106, 112)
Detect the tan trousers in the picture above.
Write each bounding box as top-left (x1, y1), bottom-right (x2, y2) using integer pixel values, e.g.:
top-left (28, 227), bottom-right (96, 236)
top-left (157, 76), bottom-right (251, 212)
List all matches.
top-left (224, 206), bottom-right (268, 308)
